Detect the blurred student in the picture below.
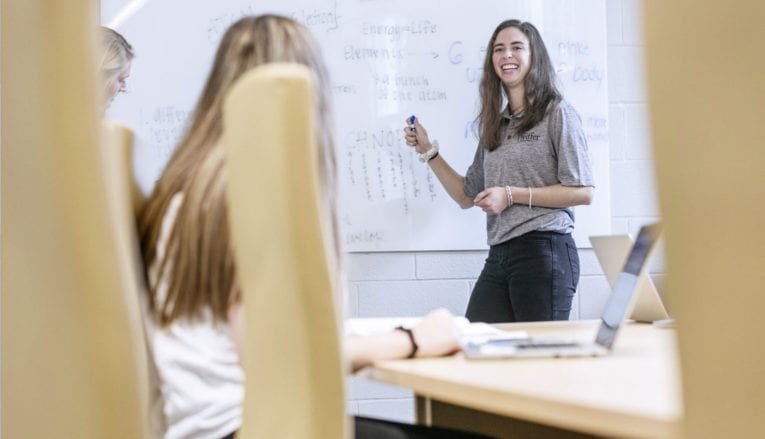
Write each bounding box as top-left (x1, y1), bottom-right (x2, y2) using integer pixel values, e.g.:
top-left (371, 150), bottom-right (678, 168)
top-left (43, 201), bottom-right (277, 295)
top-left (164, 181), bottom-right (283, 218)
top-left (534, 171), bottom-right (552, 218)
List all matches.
top-left (98, 26), bottom-right (133, 111)
top-left (139, 15), bottom-right (488, 439)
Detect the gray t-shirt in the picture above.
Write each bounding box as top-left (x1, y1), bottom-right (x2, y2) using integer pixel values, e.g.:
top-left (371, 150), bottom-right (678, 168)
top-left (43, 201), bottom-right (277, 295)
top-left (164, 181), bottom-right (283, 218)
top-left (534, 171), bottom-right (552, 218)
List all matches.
top-left (464, 100), bottom-right (594, 246)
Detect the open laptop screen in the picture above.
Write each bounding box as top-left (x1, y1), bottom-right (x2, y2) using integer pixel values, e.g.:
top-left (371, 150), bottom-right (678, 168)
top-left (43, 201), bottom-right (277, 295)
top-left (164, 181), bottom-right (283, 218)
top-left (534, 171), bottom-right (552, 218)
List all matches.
top-left (595, 223), bottom-right (662, 348)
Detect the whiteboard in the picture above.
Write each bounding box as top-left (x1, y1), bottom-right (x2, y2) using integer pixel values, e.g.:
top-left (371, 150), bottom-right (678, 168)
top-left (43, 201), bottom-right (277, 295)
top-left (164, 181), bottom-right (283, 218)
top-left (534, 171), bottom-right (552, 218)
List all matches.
top-left (102, 0), bottom-right (610, 251)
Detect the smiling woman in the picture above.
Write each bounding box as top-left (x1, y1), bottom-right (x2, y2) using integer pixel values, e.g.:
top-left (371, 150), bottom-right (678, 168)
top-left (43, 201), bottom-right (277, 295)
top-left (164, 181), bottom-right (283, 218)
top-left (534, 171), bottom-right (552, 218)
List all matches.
top-left (491, 26), bottom-right (531, 101)
top-left (403, 19), bottom-right (595, 324)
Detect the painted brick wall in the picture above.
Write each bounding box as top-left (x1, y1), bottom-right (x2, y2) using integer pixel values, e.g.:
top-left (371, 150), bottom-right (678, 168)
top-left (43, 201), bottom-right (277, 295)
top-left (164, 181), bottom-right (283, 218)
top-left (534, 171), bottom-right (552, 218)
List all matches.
top-left (346, 0), bottom-right (664, 423)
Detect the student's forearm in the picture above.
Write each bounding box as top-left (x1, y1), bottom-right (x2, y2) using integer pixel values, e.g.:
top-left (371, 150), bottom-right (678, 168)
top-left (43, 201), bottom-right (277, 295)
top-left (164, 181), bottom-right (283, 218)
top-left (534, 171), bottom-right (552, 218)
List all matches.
top-left (345, 332), bottom-right (413, 373)
top-left (508, 184), bottom-right (593, 208)
top-left (426, 154), bottom-right (474, 208)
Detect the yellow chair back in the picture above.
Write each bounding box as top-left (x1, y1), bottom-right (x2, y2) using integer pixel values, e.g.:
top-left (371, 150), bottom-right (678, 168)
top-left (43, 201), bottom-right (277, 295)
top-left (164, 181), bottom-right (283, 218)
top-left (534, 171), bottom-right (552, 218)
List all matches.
top-left (223, 63), bottom-right (347, 439)
top-left (645, 1), bottom-right (765, 437)
top-left (2, 2), bottom-right (148, 437)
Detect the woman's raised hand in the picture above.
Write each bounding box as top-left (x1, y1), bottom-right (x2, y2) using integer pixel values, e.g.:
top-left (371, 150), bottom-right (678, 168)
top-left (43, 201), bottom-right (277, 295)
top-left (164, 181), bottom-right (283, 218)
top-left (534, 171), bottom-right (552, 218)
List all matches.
top-left (402, 116), bottom-right (433, 154)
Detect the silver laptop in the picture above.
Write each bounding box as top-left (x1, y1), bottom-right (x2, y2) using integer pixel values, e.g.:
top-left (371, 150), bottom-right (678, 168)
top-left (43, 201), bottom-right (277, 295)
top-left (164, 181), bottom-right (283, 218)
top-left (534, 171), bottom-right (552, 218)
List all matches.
top-left (590, 233), bottom-right (669, 323)
top-left (464, 223), bottom-right (663, 359)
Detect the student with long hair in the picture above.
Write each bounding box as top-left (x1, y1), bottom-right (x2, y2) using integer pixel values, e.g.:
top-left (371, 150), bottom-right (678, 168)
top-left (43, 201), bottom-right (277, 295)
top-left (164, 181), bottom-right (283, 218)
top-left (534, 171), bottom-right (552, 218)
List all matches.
top-left (139, 15), bottom-right (487, 439)
top-left (98, 26), bottom-right (133, 111)
top-left (404, 20), bottom-right (594, 324)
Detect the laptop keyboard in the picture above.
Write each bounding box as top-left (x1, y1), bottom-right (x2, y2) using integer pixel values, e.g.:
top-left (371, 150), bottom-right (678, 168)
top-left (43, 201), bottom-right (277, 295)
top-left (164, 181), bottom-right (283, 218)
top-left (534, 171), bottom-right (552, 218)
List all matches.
top-left (515, 339), bottom-right (580, 349)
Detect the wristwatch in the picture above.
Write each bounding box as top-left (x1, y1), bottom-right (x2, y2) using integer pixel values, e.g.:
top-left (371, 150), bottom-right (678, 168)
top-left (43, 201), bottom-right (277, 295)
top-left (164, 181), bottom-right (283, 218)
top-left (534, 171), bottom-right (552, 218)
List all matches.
top-left (418, 140), bottom-right (439, 163)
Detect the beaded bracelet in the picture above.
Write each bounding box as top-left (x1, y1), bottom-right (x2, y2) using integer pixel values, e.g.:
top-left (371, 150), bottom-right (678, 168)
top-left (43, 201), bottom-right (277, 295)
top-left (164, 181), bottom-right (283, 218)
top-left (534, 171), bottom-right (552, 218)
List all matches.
top-left (505, 185), bottom-right (513, 208)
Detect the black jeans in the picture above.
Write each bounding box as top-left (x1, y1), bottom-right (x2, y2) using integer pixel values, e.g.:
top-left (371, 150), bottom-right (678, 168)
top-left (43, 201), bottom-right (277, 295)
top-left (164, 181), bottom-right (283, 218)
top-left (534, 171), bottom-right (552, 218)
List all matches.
top-left (465, 231), bottom-right (580, 323)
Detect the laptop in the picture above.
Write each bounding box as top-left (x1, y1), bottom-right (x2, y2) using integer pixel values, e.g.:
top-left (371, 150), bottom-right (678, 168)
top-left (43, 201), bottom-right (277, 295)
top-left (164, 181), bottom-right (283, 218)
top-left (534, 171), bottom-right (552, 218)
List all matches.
top-left (463, 223), bottom-right (663, 359)
top-left (589, 233), bottom-right (669, 323)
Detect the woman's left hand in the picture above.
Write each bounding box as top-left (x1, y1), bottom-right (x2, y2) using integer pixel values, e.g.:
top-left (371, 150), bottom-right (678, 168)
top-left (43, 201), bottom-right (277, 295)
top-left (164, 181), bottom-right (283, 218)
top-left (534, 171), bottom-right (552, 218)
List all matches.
top-left (474, 187), bottom-right (508, 215)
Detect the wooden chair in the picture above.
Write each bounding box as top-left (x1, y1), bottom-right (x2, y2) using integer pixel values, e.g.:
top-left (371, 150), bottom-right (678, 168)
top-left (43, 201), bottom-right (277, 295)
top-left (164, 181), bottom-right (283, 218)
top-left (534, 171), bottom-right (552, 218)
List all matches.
top-left (223, 63), bottom-right (348, 438)
top-left (645, 2), bottom-right (765, 437)
top-left (2, 1), bottom-right (149, 437)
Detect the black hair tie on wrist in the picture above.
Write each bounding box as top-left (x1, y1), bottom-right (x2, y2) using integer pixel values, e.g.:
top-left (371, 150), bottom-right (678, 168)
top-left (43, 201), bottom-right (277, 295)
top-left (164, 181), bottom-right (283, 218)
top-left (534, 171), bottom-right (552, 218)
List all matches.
top-left (395, 326), bottom-right (419, 358)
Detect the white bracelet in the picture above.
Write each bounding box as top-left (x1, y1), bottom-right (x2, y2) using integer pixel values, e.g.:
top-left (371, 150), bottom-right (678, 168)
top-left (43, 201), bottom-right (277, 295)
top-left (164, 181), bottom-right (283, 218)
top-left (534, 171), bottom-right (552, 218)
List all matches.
top-left (418, 140), bottom-right (439, 163)
top-left (528, 186), bottom-right (533, 209)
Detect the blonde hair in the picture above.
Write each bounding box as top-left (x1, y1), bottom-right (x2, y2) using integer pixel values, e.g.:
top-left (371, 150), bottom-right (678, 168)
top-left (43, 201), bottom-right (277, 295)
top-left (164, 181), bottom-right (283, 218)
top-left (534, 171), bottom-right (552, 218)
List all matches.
top-left (139, 15), bottom-right (338, 327)
top-left (99, 26), bottom-right (134, 94)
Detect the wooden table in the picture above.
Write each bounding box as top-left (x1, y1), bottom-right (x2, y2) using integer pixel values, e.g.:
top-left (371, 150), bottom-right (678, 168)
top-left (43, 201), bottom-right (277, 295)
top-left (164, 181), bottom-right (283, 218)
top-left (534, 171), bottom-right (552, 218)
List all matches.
top-left (370, 320), bottom-right (683, 438)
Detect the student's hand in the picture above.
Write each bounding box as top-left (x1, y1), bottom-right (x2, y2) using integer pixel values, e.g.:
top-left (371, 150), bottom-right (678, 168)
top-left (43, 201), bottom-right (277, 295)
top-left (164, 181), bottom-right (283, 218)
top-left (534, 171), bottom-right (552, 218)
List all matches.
top-left (402, 116), bottom-right (433, 154)
top-left (474, 187), bottom-right (509, 215)
top-left (411, 308), bottom-right (461, 358)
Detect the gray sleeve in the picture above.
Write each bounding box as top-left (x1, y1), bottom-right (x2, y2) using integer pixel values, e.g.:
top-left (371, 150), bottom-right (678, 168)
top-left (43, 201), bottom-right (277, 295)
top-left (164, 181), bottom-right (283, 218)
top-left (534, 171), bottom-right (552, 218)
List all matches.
top-left (549, 101), bottom-right (595, 187)
top-left (463, 145), bottom-right (485, 199)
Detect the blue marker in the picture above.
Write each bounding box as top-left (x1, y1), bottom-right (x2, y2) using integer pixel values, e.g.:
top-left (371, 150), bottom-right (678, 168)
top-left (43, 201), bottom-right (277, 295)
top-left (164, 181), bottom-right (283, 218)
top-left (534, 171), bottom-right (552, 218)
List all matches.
top-left (409, 115), bottom-right (416, 132)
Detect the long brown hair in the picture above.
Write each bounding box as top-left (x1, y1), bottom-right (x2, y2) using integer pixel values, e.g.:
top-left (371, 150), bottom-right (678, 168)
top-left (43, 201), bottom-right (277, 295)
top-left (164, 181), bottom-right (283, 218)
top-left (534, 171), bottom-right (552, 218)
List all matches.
top-left (476, 20), bottom-right (561, 151)
top-left (139, 15), bottom-right (337, 327)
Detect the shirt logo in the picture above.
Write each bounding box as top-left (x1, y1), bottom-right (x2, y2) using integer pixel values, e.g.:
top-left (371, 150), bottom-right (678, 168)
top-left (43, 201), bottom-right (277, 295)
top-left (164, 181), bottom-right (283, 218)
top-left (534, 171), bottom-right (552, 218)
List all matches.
top-left (507, 133), bottom-right (540, 142)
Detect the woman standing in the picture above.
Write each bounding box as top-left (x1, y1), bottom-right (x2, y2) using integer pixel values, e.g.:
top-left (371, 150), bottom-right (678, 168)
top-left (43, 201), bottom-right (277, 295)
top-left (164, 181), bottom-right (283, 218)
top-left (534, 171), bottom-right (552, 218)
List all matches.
top-left (404, 20), bottom-right (594, 323)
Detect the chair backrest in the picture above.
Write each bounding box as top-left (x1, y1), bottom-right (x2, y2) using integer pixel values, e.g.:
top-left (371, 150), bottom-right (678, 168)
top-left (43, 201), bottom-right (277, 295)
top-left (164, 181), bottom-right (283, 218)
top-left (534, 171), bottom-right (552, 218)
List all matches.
top-left (645, 2), bottom-right (765, 437)
top-left (2, 2), bottom-right (147, 437)
top-left (102, 121), bottom-right (148, 216)
top-left (100, 121), bottom-right (161, 438)
top-left (223, 63), bottom-right (347, 438)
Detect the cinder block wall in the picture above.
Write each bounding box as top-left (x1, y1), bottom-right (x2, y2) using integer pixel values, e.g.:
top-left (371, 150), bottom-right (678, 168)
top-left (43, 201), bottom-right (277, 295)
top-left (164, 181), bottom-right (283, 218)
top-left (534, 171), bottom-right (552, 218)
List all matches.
top-left (346, 0), bottom-right (664, 422)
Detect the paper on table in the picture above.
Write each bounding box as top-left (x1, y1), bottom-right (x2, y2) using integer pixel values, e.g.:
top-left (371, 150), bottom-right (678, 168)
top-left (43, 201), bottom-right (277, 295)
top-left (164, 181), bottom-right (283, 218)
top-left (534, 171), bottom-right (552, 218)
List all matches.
top-left (344, 317), bottom-right (527, 345)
